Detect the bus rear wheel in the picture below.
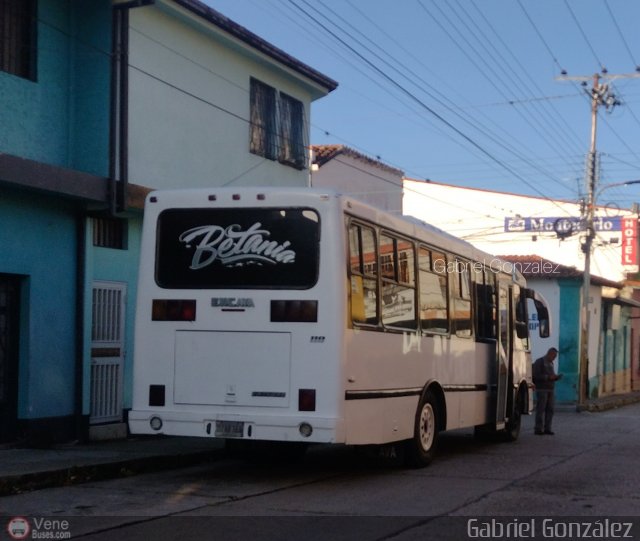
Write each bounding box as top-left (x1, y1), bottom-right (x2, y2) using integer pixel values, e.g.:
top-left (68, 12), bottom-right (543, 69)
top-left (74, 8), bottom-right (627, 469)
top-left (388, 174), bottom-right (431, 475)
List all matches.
top-left (502, 388), bottom-right (525, 442)
top-left (404, 390), bottom-right (439, 468)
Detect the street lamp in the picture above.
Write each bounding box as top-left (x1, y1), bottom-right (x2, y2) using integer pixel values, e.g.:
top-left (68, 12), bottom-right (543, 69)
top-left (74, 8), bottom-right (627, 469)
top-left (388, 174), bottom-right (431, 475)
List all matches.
top-left (578, 179), bottom-right (640, 410)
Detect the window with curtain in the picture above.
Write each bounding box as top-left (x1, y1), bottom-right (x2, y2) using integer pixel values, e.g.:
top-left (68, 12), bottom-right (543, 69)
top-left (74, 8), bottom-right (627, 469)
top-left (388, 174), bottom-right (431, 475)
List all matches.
top-left (0, 0), bottom-right (36, 80)
top-left (278, 92), bottom-right (305, 169)
top-left (249, 78), bottom-right (277, 160)
top-left (250, 78), bottom-right (306, 169)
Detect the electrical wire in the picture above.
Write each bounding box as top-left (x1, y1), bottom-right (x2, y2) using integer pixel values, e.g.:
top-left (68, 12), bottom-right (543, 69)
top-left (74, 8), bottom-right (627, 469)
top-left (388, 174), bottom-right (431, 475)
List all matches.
top-left (441, 0), bottom-right (585, 159)
top-left (308, 0), bottom-right (576, 192)
top-left (563, 0), bottom-right (606, 73)
top-left (604, 0), bottom-right (639, 70)
top-left (287, 0), bottom-right (576, 214)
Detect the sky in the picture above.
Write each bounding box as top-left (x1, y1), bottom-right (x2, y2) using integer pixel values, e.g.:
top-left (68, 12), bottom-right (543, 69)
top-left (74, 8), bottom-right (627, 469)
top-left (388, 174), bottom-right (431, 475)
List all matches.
top-left (203, 0), bottom-right (640, 210)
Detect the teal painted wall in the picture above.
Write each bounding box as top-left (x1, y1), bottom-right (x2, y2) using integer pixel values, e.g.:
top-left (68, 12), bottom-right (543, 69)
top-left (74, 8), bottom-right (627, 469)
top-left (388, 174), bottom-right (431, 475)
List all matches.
top-left (84, 216), bottom-right (143, 413)
top-left (0, 188), bottom-right (78, 419)
top-left (556, 280), bottom-right (581, 403)
top-left (0, 0), bottom-right (112, 429)
top-left (69, 0), bottom-right (112, 175)
top-left (0, 0), bottom-right (111, 176)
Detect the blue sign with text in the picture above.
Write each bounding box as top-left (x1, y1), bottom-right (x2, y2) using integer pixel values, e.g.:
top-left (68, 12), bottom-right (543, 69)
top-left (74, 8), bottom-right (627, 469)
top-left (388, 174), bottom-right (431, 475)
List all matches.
top-left (504, 216), bottom-right (621, 233)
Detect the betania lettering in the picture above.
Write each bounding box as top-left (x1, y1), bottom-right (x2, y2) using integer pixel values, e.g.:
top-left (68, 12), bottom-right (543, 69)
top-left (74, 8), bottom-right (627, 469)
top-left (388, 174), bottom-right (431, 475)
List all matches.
top-left (179, 222), bottom-right (296, 269)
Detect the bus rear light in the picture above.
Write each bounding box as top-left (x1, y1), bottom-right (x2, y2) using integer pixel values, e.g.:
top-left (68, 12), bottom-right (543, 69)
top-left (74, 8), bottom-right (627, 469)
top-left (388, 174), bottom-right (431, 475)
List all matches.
top-left (299, 389), bottom-right (316, 411)
top-left (152, 299), bottom-right (197, 321)
top-left (149, 385), bottom-right (165, 406)
top-left (271, 300), bottom-right (318, 322)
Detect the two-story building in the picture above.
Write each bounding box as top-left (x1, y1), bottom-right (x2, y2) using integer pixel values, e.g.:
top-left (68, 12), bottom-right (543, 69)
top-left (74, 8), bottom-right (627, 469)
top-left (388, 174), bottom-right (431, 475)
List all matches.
top-left (0, 0), bottom-right (336, 444)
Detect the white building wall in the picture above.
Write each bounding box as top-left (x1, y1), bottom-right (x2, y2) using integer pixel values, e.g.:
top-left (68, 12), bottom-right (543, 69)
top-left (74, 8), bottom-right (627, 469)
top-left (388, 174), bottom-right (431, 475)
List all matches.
top-left (127, 3), bottom-right (320, 190)
top-left (312, 155), bottom-right (403, 214)
top-left (403, 179), bottom-right (635, 282)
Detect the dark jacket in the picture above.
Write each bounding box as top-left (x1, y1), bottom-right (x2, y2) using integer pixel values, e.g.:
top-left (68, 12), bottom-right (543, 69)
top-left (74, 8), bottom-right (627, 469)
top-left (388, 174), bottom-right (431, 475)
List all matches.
top-left (532, 356), bottom-right (557, 390)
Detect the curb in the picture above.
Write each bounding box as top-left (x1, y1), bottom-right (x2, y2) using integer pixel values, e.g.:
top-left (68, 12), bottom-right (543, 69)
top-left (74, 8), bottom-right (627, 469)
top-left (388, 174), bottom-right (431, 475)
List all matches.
top-left (586, 393), bottom-right (640, 412)
top-left (0, 448), bottom-right (226, 497)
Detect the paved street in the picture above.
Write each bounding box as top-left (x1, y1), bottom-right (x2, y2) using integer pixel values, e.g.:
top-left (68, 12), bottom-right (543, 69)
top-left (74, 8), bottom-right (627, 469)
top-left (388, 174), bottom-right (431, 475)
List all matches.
top-left (1, 404), bottom-right (639, 540)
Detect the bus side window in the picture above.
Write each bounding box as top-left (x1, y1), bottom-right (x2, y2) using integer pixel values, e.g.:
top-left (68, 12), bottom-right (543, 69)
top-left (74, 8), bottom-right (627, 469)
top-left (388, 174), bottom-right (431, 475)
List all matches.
top-left (349, 223), bottom-right (378, 325)
top-left (514, 288), bottom-right (530, 350)
top-left (418, 247), bottom-right (449, 333)
top-left (380, 234), bottom-right (416, 329)
top-left (452, 258), bottom-right (472, 337)
top-left (474, 268), bottom-right (496, 341)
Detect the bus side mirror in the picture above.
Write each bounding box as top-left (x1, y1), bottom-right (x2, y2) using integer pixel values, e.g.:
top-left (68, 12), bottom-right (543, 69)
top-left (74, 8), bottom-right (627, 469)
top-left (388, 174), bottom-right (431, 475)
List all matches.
top-left (523, 288), bottom-right (552, 339)
top-left (539, 318), bottom-right (550, 338)
top-left (535, 300), bottom-right (550, 338)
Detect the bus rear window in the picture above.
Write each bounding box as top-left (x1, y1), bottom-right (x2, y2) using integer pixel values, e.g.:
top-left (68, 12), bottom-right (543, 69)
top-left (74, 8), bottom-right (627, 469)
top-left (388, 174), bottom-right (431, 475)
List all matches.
top-left (155, 208), bottom-right (320, 289)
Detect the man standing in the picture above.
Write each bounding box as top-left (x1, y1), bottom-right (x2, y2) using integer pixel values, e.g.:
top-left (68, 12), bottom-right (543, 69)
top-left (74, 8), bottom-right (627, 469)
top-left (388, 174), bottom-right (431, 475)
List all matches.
top-left (532, 347), bottom-right (562, 435)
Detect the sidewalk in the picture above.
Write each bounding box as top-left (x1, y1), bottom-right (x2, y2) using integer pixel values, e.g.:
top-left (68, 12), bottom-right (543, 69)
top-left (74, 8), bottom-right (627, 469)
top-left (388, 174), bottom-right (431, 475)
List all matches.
top-left (0, 435), bottom-right (225, 496)
top-left (2, 391), bottom-right (640, 497)
top-left (584, 389), bottom-right (640, 411)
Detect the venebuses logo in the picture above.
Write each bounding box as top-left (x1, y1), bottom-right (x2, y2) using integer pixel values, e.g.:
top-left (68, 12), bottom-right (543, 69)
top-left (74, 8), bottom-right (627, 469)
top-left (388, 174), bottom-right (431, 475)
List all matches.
top-left (6, 517), bottom-right (30, 540)
top-left (6, 517), bottom-right (71, 540)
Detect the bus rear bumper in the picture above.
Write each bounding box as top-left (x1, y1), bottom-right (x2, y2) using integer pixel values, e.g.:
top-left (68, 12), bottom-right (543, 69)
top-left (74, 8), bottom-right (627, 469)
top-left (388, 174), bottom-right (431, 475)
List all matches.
top-left (128, 409), bottom-right (343, 444)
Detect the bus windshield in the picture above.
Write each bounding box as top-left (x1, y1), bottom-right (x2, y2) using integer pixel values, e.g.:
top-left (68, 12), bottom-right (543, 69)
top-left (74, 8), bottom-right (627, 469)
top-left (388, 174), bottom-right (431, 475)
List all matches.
top-left (155, 207), bottom-right (320, 289)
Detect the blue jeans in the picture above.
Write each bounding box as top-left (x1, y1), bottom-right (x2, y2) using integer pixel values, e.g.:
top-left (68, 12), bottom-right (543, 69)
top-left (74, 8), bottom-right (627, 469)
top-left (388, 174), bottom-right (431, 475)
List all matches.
top-left (535, 390), bottom-right (555, 432)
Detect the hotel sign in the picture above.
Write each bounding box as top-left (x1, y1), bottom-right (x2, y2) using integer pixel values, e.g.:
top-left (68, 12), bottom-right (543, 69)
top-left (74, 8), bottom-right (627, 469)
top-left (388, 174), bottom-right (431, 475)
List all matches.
top-left (621, 216), bottom-right (638, 266)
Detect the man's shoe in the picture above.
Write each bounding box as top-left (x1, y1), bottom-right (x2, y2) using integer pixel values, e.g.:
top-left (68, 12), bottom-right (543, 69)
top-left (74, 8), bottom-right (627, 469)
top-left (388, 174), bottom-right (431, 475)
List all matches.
top-left (543, 430), bottom-right (555, 435)
top-left (534, 430), bottom-right (544, 435)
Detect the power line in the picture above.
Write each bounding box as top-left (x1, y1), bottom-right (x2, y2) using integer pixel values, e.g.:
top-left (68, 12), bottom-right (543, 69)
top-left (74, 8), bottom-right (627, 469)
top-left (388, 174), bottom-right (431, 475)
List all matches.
top-left (516, 0), bottom-right (566, 75)
top-left (467, 0), bottom-right (586, 151)
top-left (442, 0), bottom-right (585, 158)
top-left (288, 0), bottom-right (576, 211)
top-left (302, 0), bottom-right (576, 193)
top-left (604, 0), bottom-right (640, 71)
top-left (563, 0), bottom-right (606, 73)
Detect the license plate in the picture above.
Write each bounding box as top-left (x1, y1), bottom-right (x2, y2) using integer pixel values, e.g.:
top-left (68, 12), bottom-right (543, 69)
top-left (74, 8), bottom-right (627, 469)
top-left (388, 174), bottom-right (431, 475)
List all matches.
top-left (215, 420), bottom-right (244, 438)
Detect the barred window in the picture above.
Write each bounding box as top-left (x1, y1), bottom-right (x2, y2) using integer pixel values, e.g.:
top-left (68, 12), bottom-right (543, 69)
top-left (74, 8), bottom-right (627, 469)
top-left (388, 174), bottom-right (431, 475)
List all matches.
top-left (0, 0), bottom-right (36, 80)
top-left (278, 92), bottom-right (305, 169)
top-left (92, 217), bottom-right (127, 250)
top-left (249, 78), bottom-right (277, 160)
top-left (250, 78), bottom-right (306, 169)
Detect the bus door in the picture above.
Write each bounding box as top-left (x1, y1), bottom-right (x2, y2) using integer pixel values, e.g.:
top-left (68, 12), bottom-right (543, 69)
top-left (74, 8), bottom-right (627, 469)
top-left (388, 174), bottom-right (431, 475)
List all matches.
top-left (495, 284), bottom-right (511, 428)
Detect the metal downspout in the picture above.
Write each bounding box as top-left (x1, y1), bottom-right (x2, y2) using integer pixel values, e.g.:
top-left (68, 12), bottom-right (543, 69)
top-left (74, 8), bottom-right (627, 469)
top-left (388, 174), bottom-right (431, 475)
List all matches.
top-left (111, 0), bottom-right (154, 214)
top-left (74, 213), bottom-right (87, 441)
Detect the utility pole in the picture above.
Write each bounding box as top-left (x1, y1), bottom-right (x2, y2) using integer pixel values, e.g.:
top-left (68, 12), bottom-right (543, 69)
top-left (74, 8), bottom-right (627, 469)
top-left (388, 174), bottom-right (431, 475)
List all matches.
top-left (556, 72), bottom-right (631, 409)
top-left (579, 74), bottom-right (602, 411)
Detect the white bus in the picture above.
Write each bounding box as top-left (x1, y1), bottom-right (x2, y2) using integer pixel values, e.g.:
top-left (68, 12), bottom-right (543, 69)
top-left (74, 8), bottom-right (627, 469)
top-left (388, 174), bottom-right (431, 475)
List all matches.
top-left (129, 187), bottom-right (550, 466)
